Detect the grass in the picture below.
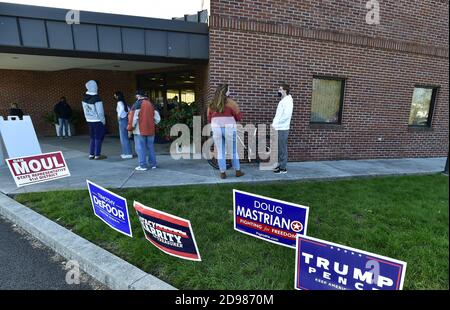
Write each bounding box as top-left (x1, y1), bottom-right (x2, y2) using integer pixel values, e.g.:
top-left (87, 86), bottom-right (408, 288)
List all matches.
top-left (14, 174), bottom-right (449, 290)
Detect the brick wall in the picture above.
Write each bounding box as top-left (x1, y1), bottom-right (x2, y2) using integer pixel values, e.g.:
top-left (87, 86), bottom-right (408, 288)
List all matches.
top-left (0, 69), bottom-right (136, 136)
top-left (210, 0), bottom-right (449, 48)
top-left (209, 0), bottom-right (449, 161)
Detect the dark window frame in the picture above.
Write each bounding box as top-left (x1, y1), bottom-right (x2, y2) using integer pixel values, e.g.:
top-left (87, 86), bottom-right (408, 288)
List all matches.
top-left (310, 76), bottom-right (346, 125)
top-left (408, 85), bottom-right (439, 128)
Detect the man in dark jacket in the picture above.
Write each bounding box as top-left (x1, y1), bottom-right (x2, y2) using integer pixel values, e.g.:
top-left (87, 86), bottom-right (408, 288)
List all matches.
top-left (54, 97), bottom-right (72, 139)
top-left (8, 103), bottom-right (24, 120)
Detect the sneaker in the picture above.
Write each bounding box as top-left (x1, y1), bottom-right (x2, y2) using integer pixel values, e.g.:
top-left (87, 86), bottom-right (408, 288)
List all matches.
top-left (274, 168), bottom-right (287, 174)
top-left (135, 166), bottom-right (148, 171)
top-left (89, 155), bottom-right (95, 160)
top-left (220, 172), bottom-right (227, 179)
top-left (151, 166), bottom-right (157, 170)
top-left (94, 155), bottom-right (107, 160)
top-left (236, 170), bottom-right (245, 177)
top-left (273, 167), bottom-right (280, 173)
top-left (121, 154), bottom-right (133, 159)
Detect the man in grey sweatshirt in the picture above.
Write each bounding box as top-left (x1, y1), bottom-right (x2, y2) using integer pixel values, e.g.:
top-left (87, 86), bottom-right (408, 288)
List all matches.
top-left (82, 80), bottom-right (107, 160)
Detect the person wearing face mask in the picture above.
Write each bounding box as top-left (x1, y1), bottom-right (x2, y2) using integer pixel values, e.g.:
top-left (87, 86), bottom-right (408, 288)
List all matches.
top-left (272, 82), bottom-right (293, 174)
top-left (207, 84), bottom-right (245, 179)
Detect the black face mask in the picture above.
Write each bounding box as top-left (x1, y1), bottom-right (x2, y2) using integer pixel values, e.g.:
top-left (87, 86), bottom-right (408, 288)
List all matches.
top-left (277, 91), bottom-right (283, 97)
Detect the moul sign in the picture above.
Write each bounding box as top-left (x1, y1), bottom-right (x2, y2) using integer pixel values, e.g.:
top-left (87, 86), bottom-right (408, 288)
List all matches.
top-left (6, 151), bottom-right (70, 187)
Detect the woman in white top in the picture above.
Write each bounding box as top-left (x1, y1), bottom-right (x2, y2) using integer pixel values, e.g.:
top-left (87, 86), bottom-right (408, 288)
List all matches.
top-left (114, 91), bottom-right (133, 159)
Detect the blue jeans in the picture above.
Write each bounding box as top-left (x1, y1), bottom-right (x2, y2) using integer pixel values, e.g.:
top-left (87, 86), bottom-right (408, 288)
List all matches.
top-left (212, 126), bottom-right (240, 172)
top-left (88, 122), bottom-right (105, 156)
top-left (58, 118), bottom-right (69, 137)
top-left (118, 118), bottom-right (132, 155)
top-left (135, 135), bottom-right (156, 168)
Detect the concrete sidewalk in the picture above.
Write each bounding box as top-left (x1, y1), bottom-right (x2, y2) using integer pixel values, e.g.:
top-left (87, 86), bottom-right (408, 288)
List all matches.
top-left (0, 136), bottom-right (446, 194)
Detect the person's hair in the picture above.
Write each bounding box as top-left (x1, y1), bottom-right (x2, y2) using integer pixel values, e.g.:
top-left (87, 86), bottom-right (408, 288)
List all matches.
top-left (210, 84), bottom-right (229, 113)
top-left (280, 82), bottom-right (290, 95)
top-left (135, 89), bottom-right (146, 97)
top-left (114, 91), bottom-right (128, 112)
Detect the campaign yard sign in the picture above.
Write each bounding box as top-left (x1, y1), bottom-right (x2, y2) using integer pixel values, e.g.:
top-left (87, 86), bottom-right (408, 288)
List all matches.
top-left (86, 180), bottom-right (132, 237)
top-left (233, 189), bottom-right (309, 248)
top-left (134, 201), bottom-right (201, 261)
top-left (295, 235), bottom-right (407, 290)
top-left (6, 151), bottom-right (70, 187)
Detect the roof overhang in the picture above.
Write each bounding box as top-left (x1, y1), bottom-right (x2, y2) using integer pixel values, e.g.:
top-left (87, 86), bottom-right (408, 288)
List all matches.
top-left (0, 3), bottom-right (209, 64)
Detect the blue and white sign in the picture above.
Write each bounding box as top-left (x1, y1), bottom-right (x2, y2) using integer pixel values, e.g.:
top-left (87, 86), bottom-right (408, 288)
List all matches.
top-left (233, 189), bottom-right (309, 248)
top-left (295, 235), bottom-right (407, 290)
top-left (86, 180), bottom-right (132, 237)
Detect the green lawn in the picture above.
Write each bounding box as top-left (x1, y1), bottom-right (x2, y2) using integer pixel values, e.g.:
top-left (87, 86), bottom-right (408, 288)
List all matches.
top-left (15, 174), bottom-right (449, 290)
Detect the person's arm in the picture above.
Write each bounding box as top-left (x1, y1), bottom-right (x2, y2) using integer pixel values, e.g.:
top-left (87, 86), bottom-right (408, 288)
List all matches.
top-left (272, 102), bottom-right (284, 128)
top-left (132, 109), bottom-right (140, 129)
top-left (53, 104), bottom-right (58, 116)
top-left (227, 99), bottom-right (243, 122)
top-left (95, 101), bottom-right (106, 125)
top-left (117, 101), bottom-right (125, 120)
top-left (207, 107), bottom-right (212, 123)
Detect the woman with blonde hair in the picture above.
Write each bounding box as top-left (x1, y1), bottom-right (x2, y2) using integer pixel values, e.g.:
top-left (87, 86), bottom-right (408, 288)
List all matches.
top-left (207, 84), bottom-right (244, 179)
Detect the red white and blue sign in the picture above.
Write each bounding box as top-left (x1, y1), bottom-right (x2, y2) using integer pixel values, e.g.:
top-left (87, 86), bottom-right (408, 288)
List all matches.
top-left (295, 235), bottom-right (407, 290)
top-left (233, 189), bottom-right (309, 248)
top-left (86, 180), bottom-right (132, 237)
top-left (134, 201), bottom-right (201, 261)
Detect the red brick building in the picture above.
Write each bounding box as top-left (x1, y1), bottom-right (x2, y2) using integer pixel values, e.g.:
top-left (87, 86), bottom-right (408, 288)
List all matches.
top-left (208, 0), bottom-right (449, 161)
top-left (0, 1), bottom-right (448, 161)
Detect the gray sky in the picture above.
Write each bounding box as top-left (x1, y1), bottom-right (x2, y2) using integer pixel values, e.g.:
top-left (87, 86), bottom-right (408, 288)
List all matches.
top-left (2, 0), bottom-right (210, 19)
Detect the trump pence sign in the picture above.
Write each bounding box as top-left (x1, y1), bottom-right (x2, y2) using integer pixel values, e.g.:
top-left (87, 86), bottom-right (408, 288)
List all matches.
top-left (295, 235), bottom-right (407, 290)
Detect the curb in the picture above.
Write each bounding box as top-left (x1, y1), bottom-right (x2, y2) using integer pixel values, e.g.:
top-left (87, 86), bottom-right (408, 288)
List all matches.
top-left (0, 193), bottom-right (176, 290)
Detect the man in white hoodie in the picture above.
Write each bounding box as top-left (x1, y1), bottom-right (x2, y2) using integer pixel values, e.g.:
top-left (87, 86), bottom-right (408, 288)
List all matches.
top-left (82, 80), bottom-right (107, 160)
top-left (272, 82), bottom-right (293, 174)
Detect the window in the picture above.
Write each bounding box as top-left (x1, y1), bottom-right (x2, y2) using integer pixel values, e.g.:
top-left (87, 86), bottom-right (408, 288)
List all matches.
top-left (408, 86), bottom-right (438, 127)
top-left (311, 77), bottom-right (345, 124)
top-left (181, 89), bottom-right (195, 104)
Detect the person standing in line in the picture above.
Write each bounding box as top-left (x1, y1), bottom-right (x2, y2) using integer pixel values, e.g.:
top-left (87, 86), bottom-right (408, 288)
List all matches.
top-left (127, 90), bottom-right (159, 171)
top-left (82, 80), bottom-right (107, 160)
top-left (54, 96), bottom-right (72, 139)
top-left (207, 84), bottom-right (245, 179)
top-left (8, 103), bottom-right (24, 120)
top-left (272, 82), bottom-right (293, 174)
top-left (114, 91), bottom-right (133, 159)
